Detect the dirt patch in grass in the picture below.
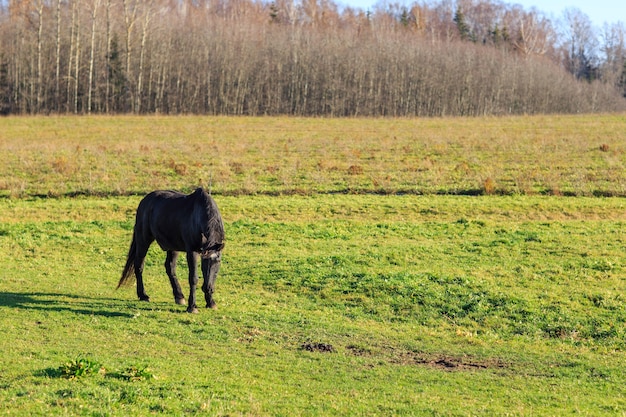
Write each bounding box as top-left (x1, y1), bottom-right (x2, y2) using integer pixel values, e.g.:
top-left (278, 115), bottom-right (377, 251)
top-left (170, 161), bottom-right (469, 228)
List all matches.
top-left (301, 342), bottom-right (335, 353)
top-left (347, 345), bottom-right (508, 371)
top-left (393, 351), bottom-right (509, 371)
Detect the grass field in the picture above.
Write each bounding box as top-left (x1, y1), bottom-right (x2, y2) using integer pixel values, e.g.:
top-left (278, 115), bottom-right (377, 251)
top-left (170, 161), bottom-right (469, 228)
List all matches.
top-left (1, 115), bottom-right (626, 415)
top-left (1, 114), bottom-right (625, 197)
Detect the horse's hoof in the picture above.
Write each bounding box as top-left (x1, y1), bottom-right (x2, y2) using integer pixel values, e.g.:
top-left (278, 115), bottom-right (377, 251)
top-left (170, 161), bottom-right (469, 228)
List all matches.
top-left (176, 298), bottom-right (187, 306)
top-left (186, 307), bottom-right (199, 314)
top-left (207, 303), bottom-right (217, 310)
top-left (139, 296), bottom-right (150, 302)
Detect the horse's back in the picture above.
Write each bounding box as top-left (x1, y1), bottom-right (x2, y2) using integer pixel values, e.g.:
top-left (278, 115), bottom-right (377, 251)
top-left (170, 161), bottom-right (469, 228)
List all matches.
top-left (136, 190), bottom-right (186, 216)
top-left (140, 189), bottom-right (185, 205)
top-left (134, 189), bottom-right (206, 251)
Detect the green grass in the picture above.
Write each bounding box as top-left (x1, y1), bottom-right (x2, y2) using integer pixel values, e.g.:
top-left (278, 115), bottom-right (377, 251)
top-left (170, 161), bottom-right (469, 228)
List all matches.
top-left (1, 194), bottom-right (626, 415)
top-left (1, 114), bottom-right (626, 415)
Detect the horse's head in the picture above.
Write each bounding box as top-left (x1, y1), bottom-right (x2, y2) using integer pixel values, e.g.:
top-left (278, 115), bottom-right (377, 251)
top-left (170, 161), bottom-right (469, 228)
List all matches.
top-left (194, 187), bottom-right (225, 260)
top-left (200, 239), bottom-right (224, 310)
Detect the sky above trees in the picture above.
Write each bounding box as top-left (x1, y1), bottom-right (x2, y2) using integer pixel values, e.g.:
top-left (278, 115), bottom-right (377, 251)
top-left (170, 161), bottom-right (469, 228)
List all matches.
top-left (498, 0), bottom-right (622, 26)
top-left (341, 0), bottom-right (623, 27)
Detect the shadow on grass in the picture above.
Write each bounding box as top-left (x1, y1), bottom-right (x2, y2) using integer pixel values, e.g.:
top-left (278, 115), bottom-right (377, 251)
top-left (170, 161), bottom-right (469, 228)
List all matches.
top-left (0, 291), bottom-right (135, 318)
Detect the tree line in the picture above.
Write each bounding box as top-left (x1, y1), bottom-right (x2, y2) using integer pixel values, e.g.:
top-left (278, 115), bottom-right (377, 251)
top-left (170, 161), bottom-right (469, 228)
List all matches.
top-left (0, 0), bottom-right (625, 116)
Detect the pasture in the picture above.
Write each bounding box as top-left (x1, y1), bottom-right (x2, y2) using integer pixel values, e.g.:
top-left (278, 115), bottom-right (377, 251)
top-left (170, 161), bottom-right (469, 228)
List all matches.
top-left (1, 115), bottom-right (626, 415)
top-left (1, 114), bottom-right (625, 198)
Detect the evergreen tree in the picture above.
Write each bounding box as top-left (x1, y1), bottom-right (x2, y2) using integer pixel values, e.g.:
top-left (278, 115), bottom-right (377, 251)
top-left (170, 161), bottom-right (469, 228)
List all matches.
top-left (108, 34), bottom-right (127, 113)
top-left (0, 55), bottom-right (10, 115)
top-left (619, 60), bottom-right (626, 97)
top-left (454, 7), bottom-right (471, 41)
top-left (400, 8), bottom-right (411, 28)
top-left (269, 2), bottom-right (279, 23)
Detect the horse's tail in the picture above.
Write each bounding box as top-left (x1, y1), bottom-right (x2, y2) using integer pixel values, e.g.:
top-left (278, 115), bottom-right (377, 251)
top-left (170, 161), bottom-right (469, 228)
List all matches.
top-left (117, 235), bottom-right (137, 289)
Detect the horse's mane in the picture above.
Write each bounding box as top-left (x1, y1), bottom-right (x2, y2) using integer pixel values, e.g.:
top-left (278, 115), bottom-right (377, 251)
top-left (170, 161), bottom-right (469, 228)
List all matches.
top-left (194, 188), bottom-right (225, 243)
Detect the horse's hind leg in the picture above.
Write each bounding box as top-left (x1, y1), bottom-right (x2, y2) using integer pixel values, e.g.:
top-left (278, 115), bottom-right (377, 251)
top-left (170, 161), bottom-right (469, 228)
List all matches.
top-left (134, 239), bottom-right (152, 302)
top-left (165, 251), bottom-right (186, 305)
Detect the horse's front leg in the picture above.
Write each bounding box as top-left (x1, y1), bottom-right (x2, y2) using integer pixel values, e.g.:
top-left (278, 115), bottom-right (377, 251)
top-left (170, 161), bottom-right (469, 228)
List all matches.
top-left (201, 254), bottom-right (221, 309)
top-left (165, 251), bottom-right (186, 305)
top-left (186, 251), bottom-right (200, 313)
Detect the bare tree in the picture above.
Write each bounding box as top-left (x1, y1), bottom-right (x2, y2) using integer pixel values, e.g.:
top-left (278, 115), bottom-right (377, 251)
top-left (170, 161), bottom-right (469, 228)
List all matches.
top-left (87, 0), bottom-right (102, 113)
top-left (561, 8), bottom-right (598, 81)
top-left (510, 9), bottom-right (554, 57)
top-left (599, 22), bottom-right (626, 92)
top-left (135, 0), bottom-right (154, 113)
top-left (122, 0), bottom-right (138, 109)
top-left (54, 0), bottom-right (61, 111)
top-left (0, 0), bottom-right (624, 115)
top-left (104, 0), bottom-right (112, 112)
top-left (72, 0), bottom-right (81, 113)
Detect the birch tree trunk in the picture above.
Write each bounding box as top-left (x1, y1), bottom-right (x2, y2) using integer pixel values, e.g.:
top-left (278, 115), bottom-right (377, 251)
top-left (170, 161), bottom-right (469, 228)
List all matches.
top-left (88, 0), bottom-right (102, 114)
top-left (104, 0), bottom-right (112, 113)
top-left (123, 0), bottom-right (138, 111)
top-left (66, 0), bottom-right (76, 112)
top-left (135, 0), bottom-right (153, 113)
top-left (35, 0), bottom-right (44, 113)
top-left (55, 0), bottom-right (62, 112)
top-left (73, 3), bottom-right (81, 114)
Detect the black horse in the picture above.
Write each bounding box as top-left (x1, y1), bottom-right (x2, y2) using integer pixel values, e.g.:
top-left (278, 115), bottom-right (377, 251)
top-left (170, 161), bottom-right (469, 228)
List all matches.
top-left (117, 188), bottom-right (225, 313)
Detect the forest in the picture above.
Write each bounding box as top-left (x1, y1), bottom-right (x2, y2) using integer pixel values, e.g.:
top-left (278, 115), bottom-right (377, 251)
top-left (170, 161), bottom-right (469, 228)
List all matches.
top-left (1, 0), bottom-right (625, 116)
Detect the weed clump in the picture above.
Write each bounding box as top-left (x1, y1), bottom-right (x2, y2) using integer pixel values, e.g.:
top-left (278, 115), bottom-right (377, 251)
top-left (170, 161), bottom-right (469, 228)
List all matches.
top-left (58, 357), bottom-right (104, 379)
top-left (109, 365), bottom-right (155, 382)
top-left (54, 358), bottom-right (154, 381)
top-left (347, 165), bottom-right (364, 175)
top-left (483, 177), bottom-right (496, 195)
